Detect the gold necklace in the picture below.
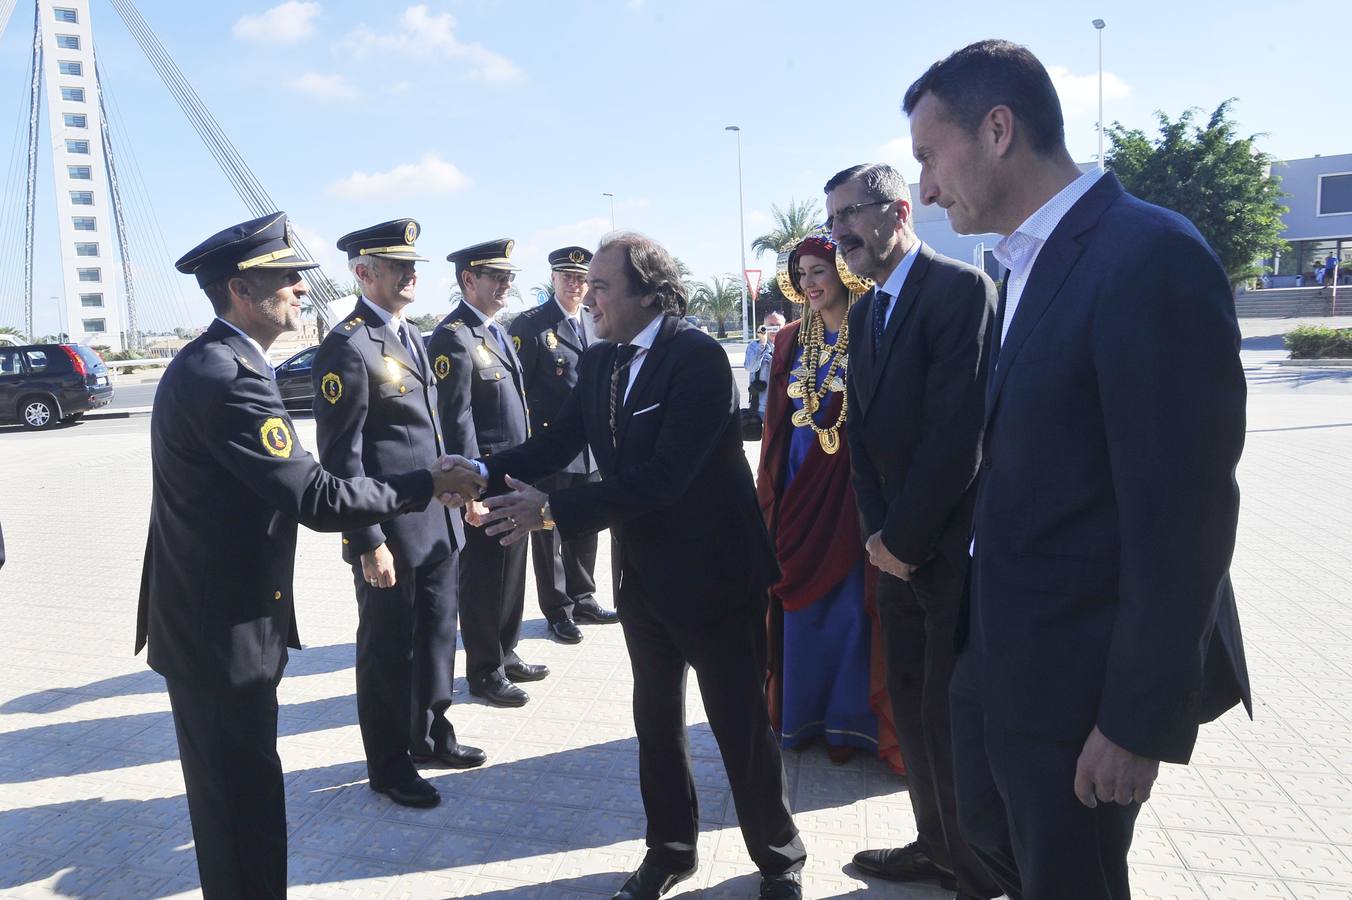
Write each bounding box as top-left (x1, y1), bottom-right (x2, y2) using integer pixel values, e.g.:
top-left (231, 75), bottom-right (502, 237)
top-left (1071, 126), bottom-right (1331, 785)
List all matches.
top-left (786, 308), bottom-right (849, 454)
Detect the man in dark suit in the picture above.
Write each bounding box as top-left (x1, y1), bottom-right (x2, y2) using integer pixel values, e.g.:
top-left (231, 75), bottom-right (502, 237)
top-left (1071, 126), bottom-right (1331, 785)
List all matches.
top-left (508, 246), bottom-right (618, 644)
top-left (471, 233), bottom-right (805, 900)
top-left (824, 164), bottom-right (1000, 900)
top-left (137, 213), bottom-right (483, 899)
top-left (426, 239), bottom-right (548, 707)
top-left (903, 40), bottom-right (1251, 899)
top-left (311, 219), bottom-right (485, 811)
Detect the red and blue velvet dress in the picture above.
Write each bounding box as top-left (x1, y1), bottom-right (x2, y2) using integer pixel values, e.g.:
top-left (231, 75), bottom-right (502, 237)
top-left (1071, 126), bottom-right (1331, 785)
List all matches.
top-left (755, 320), bottom-right (903, 772)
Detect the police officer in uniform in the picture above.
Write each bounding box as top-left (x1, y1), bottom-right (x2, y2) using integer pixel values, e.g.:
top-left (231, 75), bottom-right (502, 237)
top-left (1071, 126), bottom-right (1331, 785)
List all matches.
top-left (427, 239), bottom-right (549, 706)
top-left (312, 219), bottom-right (486, 811)
top-left (508, 246), bottom-right (619, 643)
top-left (138, 213), bottom-right (483, 898)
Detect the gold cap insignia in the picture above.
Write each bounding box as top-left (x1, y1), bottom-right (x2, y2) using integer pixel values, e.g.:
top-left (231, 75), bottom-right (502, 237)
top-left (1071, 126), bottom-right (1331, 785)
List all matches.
top-left (260, 416), bottom-right (293, 458)
top-left (433, 354), bottom-right (451, 380)
top-left (544, 331), bottom-right (558, 349)
top-left (569, 249), bottom-right (585, 264)
top-left (504, 239), bottom-right (515, 256)
top-left (404, 221), bottom-right (418, 244)
top-left (321, 372), bottom-right (343, 404)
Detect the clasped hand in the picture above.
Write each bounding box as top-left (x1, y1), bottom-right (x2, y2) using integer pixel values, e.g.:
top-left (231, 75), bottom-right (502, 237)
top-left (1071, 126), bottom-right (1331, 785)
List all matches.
top-left (429, 455), bottom-right (486, 508)
top-left (474, 475), bottom-right (546, 546)
top-left (866, 531), bottom-right (917, 581)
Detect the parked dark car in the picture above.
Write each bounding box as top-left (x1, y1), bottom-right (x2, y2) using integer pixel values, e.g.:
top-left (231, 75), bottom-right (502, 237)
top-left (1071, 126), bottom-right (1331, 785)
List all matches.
top-left (274, 345), bottom-right (319, 412)
top-left (0, 343), bottom-right (113, 429)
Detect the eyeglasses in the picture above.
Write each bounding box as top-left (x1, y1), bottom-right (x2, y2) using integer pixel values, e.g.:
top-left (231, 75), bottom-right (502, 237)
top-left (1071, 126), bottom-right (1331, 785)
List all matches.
top-left (476, 270), bottom-right (516, 285)
top-left (825, 200), bottom-right (891, 231)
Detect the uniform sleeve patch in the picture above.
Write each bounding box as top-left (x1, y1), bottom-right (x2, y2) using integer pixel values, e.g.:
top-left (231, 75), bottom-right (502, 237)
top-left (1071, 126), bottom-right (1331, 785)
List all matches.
top-left (260, 417), bottom-right (294, 458)
top-left (320, 372), bottom-right (343, 404)
top-left (433, 354), bottom-right (451, 380)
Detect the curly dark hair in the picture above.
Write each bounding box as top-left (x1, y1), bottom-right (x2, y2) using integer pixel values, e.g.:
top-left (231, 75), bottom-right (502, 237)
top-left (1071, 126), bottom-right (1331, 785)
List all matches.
top-left (598, 232), bottom-right (687, 317)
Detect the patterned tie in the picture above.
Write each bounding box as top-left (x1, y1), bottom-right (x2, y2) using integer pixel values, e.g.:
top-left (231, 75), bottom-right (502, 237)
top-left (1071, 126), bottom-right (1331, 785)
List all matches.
top-left (609, 344), bottom-right (639, 443)
top-left (872, 289), bottom-right (892, 355)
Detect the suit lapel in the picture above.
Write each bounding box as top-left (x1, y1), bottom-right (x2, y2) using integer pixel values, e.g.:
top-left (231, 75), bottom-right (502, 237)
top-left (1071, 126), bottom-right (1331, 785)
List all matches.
top-left (848, 290), bottom-right (878, 417)
top-left (984, 174), bottom-right (1124, 425)
top-left (550, 302), bottom-right (585, 354)
top-left (209, 319), bottom-right (272, 380)
top-left (359, 299), bottom-right (425, 384)
top-left (616, 315), bottom-right (678, 450)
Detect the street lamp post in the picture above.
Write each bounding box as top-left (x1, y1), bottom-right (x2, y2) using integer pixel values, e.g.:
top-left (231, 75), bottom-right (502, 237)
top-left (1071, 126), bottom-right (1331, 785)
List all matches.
top-left (602, 192), bottom-right (616, 231)
top-left (1093, 19), bottom-right (1106, 170)
top-left (725, 125), bottom-right (750, 339)
top-left (51, 295), bottom-right (66, 342)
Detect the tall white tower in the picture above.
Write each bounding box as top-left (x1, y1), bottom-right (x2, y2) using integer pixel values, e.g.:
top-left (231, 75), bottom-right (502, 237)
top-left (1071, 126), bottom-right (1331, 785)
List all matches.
top-left (38, 0), bottom-right (125, 350)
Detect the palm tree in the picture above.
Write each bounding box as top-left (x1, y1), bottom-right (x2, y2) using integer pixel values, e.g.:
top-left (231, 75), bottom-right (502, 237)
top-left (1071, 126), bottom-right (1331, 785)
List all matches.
top-left (750, 198), bottom-right (822, 257)
top-left (689, 275), bottom-right (742, 339)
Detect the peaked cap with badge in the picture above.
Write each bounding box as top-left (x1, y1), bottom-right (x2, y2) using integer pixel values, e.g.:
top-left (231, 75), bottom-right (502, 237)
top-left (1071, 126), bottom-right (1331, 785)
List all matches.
top-left (337, 218), bottom-right (428, 263)
top-left (446, 238), bottom-right (520, 272)
top-left (174, 211), bottom-right (320, 288)
top-left (548, 245), bottom-right (592, 273)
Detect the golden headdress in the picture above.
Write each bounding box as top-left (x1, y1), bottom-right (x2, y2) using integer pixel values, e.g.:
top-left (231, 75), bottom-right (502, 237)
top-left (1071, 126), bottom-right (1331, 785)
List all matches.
top-left (775, 226), bottom-right (873, 304)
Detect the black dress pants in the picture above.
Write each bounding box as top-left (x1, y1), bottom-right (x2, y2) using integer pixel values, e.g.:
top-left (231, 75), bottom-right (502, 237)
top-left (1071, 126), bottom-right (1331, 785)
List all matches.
top-left (165, 678), bottom-right (285, 900)
top-left (876, 557), bottom-right (1001, 898)
top-left (529, 470), bottom-right (600, 622)
top-left (352, 552), bottom-right (460, 789)
top-left (460, 519), bottom-right (527, 685)
top-left (617, 582), bottom-right (805, 876)
top-left (951, 669), bottom-right (1138, 900)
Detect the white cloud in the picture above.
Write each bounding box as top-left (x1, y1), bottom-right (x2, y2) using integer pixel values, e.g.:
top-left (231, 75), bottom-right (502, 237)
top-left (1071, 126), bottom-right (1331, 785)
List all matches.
top-left (1047, 65), bottom-right (1130, 118)
top-left (232, 1), bottom-right (321, 45)
top-left (290, 72), bottom-right (359, 101)
top-left (336, 5), bottom-right (524, 83)
top-left (327, 153), bottom-right (472, 199)
top-left (880, 136), bottom-right (912, 161)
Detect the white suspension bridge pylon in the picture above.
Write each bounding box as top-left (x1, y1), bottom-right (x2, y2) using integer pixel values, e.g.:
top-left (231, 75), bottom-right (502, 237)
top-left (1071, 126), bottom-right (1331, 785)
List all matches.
top-left (0, 0), bottom-right (342, 350)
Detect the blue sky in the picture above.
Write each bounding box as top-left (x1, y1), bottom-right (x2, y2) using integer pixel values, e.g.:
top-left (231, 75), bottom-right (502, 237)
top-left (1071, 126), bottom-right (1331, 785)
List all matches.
top-left (1, 0), bottom-right (1347, 335)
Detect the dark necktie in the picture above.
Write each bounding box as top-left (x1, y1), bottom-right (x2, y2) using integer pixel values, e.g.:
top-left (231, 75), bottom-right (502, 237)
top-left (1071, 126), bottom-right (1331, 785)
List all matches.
top-left (609, 344), bottom-right (639, 443)
top-left (872, 289), bottom-right (892, 354)
top-left (397, 321), bottom-right (419, 367)
top-left (571, 316), bottom-right (587, 350)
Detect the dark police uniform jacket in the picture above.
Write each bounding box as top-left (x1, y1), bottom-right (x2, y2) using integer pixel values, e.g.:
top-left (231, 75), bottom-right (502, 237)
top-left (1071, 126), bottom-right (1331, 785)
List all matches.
top-left (311, 298), bottom-right (464, 567)
top-left (426, 302), bottom-right (529, 460)
top-left (507, 298), bottom-right (598, 476)
top-left (136, 319), bottom-right (434, 688)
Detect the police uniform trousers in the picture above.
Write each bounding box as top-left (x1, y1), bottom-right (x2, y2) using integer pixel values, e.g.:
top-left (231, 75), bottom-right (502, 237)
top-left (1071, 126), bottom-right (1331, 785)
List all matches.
top-left (460, 520), bottom-right (528, 685)
top-left (876, 556), bottom-right (1003, 898)
top-left (352, 552), bottom-right (460, 787)
top-left (617, 578), bottom-right (805, 876)
top-left (165, 678), bottom-right (286, 900)
top-left (529, 470), bottom-right (600, 622)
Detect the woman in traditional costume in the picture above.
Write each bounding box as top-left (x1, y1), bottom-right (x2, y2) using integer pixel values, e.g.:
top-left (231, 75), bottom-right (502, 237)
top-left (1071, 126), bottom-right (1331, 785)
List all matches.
top-left (756, 229), bottom-right (903, 772)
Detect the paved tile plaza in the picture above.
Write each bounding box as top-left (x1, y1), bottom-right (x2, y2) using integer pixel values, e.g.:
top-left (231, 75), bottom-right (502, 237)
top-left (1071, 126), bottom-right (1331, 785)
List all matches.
top-left (0, 336), bottom-right (1350, 898)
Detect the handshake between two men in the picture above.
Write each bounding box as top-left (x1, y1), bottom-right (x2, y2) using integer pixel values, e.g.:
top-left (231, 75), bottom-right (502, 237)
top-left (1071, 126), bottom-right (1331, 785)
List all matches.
top-left (431, 458), bottom-right (552, 546)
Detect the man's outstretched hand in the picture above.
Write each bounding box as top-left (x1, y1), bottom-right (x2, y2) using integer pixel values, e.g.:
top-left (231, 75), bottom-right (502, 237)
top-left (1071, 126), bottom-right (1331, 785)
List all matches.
top-left (430, 455), bottom-right (486, 508)
top-left (479, 475), bottom-right (548, 546)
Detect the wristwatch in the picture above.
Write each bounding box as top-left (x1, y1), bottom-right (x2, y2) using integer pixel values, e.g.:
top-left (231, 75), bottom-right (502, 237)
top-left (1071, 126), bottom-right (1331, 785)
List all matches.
top-left (540, 500), bottom-right (555, 531)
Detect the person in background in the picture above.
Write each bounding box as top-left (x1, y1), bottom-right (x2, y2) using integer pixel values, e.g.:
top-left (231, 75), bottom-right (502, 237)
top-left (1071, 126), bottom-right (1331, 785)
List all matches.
top-left (744, 311), bottom-right (786, 418)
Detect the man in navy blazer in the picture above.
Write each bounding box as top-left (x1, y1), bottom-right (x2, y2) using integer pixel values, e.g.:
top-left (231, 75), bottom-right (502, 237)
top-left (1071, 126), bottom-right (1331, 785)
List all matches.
top-left (903, 41), bottom-right (1251, 899)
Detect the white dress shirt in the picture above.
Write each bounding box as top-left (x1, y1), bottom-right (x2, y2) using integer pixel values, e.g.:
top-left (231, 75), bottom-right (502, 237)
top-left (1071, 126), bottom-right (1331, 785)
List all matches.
top-left (876, 239), bottom-right (924, 328)
top-left (215, 317), bottom-right (274, 377)
top-left (622, 313), bottom-right (664, 405)
top-left (992, 168), bottom-right (1104, 346)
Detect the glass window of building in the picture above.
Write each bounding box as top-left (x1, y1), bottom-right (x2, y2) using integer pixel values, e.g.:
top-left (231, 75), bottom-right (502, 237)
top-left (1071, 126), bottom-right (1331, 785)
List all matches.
top-left (70, 191), bottom-right (94, 205)
top-left (80, 293), bottom-right (104, 308)
top-left (61, 87), bottom-right (84, 102)
top-left (58, 61), bottom-right (82, 76)
top-left (83, 319), bottom-right (107, 333)
top-left (72, 216), bottom-right (96, 230)
top-left (54, 8), bottom-right (78, 24)
top-left (56, 34), bottom-right (80, 50)
top-left (1318, 174), bottom-right (1352, 216)
top-left (63, 113), bottom-right (87, 128)
top-left (67, 165), bottom-right (91, 179)
top-left (77, 268), bottom-right (101, 283)
top-left (66, 139), bottom-right (89, 154)
top-left (75, 242), bottom-right (99, 257)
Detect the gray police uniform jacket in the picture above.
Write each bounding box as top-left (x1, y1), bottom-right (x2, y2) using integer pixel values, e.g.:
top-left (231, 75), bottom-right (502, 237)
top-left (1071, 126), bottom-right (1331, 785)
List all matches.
top-left (311, 298), bottom-right (465, 568)
top-left (507, 299), bottom-right (600, 476)
top-left (426, 303), bottom-right (529, 460)
top-left (136, 319), bottom-right (434, 688)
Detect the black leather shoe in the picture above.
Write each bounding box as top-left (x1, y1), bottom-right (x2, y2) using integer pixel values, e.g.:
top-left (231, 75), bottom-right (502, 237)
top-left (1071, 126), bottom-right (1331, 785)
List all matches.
top-left (574, 601), bottom-right (620, 624)
top-left (370, 776), bottom-right (439, 809)
top-left (470, 673), bottom-right (529, 707)
top-left (411, 743), bottom-right (487, 769)
top-left (505, 660), bottom-right (550, 682)
top-left (759, 870), bottom-right (802, 899)
top-left (549, 616), bottom-right (584, 644)
top-left (852, 843), bottom-right (955, 887)
top-left (611, 860), bottom-right (696, 899)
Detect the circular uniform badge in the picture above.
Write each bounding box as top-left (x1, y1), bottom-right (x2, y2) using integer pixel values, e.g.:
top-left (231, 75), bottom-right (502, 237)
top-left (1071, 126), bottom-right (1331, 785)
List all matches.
top-left (320, 372), bottom-right (343, 404)
top-left (404, 221), bottom-right (418, 244)
top-left (260, 417), bottom-right (293, 458)
top-left (433, 354), bottom-right (451, 380)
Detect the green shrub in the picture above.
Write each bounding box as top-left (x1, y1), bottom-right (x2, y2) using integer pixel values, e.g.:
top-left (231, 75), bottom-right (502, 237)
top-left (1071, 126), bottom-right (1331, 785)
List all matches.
top-left (1284, 326), bottom-right (1352, 359)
